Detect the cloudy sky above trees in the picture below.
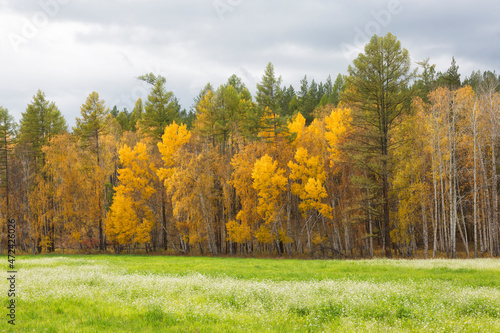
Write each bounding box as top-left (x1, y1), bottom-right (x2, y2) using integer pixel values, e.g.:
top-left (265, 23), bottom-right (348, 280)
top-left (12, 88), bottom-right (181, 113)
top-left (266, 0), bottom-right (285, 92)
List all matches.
top-left (1, 0), bottom-right (499, 126)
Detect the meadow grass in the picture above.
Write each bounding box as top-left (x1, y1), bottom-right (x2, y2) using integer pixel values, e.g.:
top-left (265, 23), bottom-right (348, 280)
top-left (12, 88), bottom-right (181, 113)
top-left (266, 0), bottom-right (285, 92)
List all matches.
top-left (2, 255), bottom-right (500, 332)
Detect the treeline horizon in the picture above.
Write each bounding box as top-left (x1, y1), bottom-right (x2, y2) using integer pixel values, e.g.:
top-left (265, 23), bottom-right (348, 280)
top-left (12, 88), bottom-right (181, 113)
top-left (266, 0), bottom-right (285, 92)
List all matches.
top-left (1, 32), bottom-right (500, 258)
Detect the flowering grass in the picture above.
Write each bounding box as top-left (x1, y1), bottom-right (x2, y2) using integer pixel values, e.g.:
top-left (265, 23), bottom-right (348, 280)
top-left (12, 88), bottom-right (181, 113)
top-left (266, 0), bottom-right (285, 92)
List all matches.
top-left (3, 255), bottom-right (500, 332)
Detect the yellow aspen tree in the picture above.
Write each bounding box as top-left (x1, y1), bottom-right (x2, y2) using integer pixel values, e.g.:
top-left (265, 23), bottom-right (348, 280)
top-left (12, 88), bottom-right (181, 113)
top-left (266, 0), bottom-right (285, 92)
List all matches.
top-left (167, 149), bottom-right (219, 254)
top-left (453, 86), bottom-right (476, 257)
top-left (42, 131), bottom-right (113, 253)
top-left (228, 142), bottom-right (265, 247)
top-left (43, 134), bottom-right (91, 249)
top-left (324, 107), bottom-right (352, 163)
top-left (252, 154), bottom-right (287, 251)
top-left (323, 106), bottom-right (358, 257)
top-left (157, 121), bottom-right (191, 181)
top-left (304, 118), bottom-right (339, 254)
top-left (105, 142), bottom-right (156, 251)
top-left (425, 86), bottom-right (475, 258)
top-left (226, 219), bottom-right (252, 244)
top-left (155, 121), bottom-right (192, 252)
top-left (28, 175), bottom-right (52, 253)
top-left (479, 86), bottom-right (500, 257)
top-left (392, 103), bottom-right (431, 257)
top-left (426, 88), bottom-right (451, 257)
top-left (288, 148), bottom-right (331, 217)
top-left (288, 112), bottom-right (306, 147)
top-left (288, 147), bottom-right (332, 253)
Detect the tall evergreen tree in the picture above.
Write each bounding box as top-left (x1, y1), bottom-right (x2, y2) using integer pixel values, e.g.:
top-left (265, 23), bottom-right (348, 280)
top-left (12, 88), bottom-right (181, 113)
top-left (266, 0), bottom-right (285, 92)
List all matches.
top-left (280, 85), bottom-right (296, 117)
top-left (138, 73), bottom-right (180, 140)
top-left (74, 91), bottom-right (110, 251)
top-left (415, 58), bottom-right (437, 102)
top-left (256, 62), bottom-right (287, 140)
top-left (74, 92), bottom-right (110, 156)
top-left (0, 107), bottom-right (15, 220)
top-left (116, 111), bottom-right (130, 131)
top-left (17, 90), bottom-right (66, 252)
top-left (302, 79), bottom-right (319, 124)
top-left (195, 84), bottom-right (246, 149)
top-left (136, 73), bottom-right (181, 251)
top-left (18, 90), bottom-right (67, 170)
top-left (110, 106), bottom-right (120, 118)
top-left (437, 57), bottom-right (461, 90)
top-left (226, 74), bottom-right (247, 95)
top-left (329, 74), bottom-right (345, 106)
top-left (324, 75), bottom-right (333, 99)
top-left (342, 33), bottom-right (416, 257)
top-left (256, 63), bottom-right (282, 113)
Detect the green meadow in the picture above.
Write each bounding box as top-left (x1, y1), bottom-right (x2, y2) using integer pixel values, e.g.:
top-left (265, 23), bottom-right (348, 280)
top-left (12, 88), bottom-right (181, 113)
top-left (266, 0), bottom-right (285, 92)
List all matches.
top-left (2, 255), bottom-right (500, 332)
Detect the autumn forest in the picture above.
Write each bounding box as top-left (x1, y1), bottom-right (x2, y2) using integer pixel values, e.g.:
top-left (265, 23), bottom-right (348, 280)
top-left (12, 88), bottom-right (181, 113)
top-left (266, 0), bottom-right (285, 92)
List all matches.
top-left (2, 33), bottom-right (500, 258)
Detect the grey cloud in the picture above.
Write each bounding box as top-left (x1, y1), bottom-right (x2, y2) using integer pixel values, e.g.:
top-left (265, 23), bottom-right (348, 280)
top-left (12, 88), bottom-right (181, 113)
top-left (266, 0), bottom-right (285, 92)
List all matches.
top-left (1, 0), bottom-right (499, 126)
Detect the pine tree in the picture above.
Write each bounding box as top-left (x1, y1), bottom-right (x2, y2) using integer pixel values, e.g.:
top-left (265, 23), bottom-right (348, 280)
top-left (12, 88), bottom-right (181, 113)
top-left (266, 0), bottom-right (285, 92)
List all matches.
top-left (138, 73), bottom-right (180, 140)
top-left (226, 74), bottom-right (247, 95)
top-left (342, 33), bottom-right (415, 257)
top-left (195, 84), bottom-right (246, 151)
top-left (297, 76), bottom-right (318, 124)
top-left (280, 85), bottom-right (296, 117)
top-left (116, 111), bottom-right (130, 131)
top-left (256, 63), bottom-right (287, 140)
top-left (74, 91), bottom-right (110, 251)
top-left (329, 74), bottom-right (345, 107)
top-left (16, 91), bottom-right (67, 252)
top-left (437, 57), bottom-right (461, 90)
top-left (110, 106), bottom-right (120, 118)
top-left (74, 92), bottom-right (109, 154)
top-left (18, 90), bottom-right (67, 170)
top-left (414, 58), bottom-right (437, 102)
top-left (0, 107), bottom-right (15, 221)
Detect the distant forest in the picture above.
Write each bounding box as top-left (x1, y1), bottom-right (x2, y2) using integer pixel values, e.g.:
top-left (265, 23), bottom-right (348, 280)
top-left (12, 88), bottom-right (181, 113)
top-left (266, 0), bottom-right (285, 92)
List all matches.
top-left (1, 33), bottom-right (499, 258)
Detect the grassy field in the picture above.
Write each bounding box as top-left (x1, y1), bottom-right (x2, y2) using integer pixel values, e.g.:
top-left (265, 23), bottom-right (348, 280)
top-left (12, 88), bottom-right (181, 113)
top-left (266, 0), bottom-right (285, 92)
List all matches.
top-left (2, 255), bottom-right (500, 332)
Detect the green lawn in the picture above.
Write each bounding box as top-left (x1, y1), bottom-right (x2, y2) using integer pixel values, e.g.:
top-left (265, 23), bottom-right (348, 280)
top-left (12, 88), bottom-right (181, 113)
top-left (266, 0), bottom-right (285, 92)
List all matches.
top-left (2, 255), bottom-right (500, 332)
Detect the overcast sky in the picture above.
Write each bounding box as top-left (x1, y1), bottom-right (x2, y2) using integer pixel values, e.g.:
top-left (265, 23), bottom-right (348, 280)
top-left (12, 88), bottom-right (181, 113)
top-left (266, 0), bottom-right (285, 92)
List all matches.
top-left (1, 0), bottom-right (499, 127)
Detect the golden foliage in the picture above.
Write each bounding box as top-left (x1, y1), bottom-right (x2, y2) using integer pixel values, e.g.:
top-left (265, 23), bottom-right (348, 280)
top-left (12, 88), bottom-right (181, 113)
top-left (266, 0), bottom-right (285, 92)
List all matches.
top-left (324, 107), bottom-right (352, 162)
top-left (157, 121), bottom-right (191, 181)
top-left (231, 143), bottom-right (264, 227)
top-left (252, 154), bottom-right (287, 224)
top-left (288, 112), bottom-right (306, 146)
top-left (288, 148), bottom-right (332, 218)
top-left (105, 141), bottom-right (156, 245)
top-left (226, 220), bottom-right (252, 244)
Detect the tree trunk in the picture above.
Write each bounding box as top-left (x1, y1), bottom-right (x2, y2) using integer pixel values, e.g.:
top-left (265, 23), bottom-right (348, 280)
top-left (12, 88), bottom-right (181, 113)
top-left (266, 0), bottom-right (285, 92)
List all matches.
top-left (161, 190), bottom-right (167, 251)
top-left (473, 112), bottom-right (479, 258)
top-left (382, 134), bottom-right (392, 258)
top-left (490, 137), bottom-right (499, 256)
top-left (368, 199), bottom-right (374, 258)
top-left (421, 190), bottom-right (428, 259)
